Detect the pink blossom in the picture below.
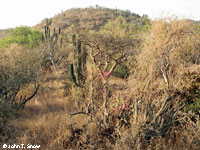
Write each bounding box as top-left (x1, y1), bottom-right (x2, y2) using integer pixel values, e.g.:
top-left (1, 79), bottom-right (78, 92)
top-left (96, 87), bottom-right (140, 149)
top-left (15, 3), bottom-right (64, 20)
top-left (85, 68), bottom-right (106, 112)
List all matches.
top-left (122, 104), bottom-right (128, 110)
top-left (115, 104), bottom-right (128, 112)
top-left (102, 71), bottom-right (111, 79)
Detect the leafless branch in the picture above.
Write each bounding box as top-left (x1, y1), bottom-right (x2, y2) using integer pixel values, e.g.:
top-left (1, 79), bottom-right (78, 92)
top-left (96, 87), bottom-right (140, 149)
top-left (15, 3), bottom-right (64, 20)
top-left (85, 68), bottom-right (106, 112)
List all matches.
top-left (16, 83), bottom-right (40, 111)
top-left (109, 50), bottom-right (127, 73)
top-left (68, 112), bottom-right (88, 119)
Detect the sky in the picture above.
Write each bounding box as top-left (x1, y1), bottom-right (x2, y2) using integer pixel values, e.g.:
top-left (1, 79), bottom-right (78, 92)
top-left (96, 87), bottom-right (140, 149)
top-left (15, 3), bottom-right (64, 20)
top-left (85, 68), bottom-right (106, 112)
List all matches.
top-left (0, 0), bottom-right (200, 29)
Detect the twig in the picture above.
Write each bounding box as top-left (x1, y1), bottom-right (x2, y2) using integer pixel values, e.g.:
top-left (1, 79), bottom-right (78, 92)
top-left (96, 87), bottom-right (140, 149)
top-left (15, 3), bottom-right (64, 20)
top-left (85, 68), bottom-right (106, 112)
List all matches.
top-left (68, 112), bottom-right (88, 118)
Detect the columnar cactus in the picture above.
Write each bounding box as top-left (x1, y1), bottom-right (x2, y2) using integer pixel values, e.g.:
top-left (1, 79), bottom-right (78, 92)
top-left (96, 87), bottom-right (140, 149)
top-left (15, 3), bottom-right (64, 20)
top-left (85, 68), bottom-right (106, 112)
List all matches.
top-left (70, 34), bottom-right (87, 87)
top-left (44, 22), bottom-right (60, 44)
top-left (43, 19), bottom-right (62, 72)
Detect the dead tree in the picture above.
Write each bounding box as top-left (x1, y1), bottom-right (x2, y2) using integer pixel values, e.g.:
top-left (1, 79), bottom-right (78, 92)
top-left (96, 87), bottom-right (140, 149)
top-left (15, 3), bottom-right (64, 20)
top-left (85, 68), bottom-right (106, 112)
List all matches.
top-left (87, 42), bottom-right (127, 128)
top-left (67, 31), bottom-right (129, 132)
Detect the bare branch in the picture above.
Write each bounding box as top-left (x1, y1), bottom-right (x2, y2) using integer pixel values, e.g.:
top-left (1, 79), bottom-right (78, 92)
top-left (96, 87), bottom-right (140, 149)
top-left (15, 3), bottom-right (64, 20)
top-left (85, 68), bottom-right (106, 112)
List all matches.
top-left (16, 83), bottom-right (40, 111)
top-left (160, 67), bottom-right (169, 85)
top-left (109, 50), bottom-right (126, 73)
top-left (168, 48), bottom-right (174, 54)
top-left (103, 55), bottom-right (110, 72)
top-left (88, 46), bottom-right (105, 82)
top-left (68, 112), bottom-right (88, 119)
top-left (160, 59), bottom-right (169, 88)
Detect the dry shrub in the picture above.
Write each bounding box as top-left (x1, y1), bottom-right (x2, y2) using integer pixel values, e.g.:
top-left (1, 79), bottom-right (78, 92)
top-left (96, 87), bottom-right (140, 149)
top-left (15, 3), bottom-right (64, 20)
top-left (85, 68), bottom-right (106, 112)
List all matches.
top-left (0, 44), bottom-right (42, 145)
top-left (128, 19), bottom-right (200, 111)
top-left (0, 44), bottom-right (42, 111)
top-left (133, 19), bottom-right (200, 91)
top-left (121, 19), bottom-right (200, 149)
top-left (114, 92), bottom-right (200, 150)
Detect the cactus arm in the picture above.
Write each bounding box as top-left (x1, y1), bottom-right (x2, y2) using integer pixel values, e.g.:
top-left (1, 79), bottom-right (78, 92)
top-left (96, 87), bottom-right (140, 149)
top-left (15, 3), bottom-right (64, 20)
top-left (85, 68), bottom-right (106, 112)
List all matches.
top-left (70, 64), bottom-right (78, 86)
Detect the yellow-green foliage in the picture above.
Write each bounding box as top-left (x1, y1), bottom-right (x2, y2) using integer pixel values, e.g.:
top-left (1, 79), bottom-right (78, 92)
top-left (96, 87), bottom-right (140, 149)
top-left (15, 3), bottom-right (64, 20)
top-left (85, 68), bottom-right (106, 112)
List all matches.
top-left (194, 24), bottom-right (200, 34)
top-left (99, 16), bottom-right (135, 38)
top-left (0, 26), bottom-right (43, 48)
top-left (183, 73), bottom-right (200, 114)
top-left (186, 97), bottom-right (200, 114)
top-left (97, 15), bottom-right (151, 39)
top-left (135, 16), bottom-right (151, 33)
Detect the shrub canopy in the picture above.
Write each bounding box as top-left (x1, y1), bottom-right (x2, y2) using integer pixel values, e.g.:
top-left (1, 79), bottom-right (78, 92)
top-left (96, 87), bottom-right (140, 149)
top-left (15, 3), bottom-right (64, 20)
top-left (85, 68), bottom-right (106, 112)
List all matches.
top-left (0, 26), bottom-right (43, 48)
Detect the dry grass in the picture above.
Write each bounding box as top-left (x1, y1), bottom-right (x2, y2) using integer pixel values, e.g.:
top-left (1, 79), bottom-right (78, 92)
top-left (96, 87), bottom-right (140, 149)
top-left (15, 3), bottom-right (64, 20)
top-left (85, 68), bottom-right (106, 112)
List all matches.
top-left (0, 69), bottom-right (77, 149)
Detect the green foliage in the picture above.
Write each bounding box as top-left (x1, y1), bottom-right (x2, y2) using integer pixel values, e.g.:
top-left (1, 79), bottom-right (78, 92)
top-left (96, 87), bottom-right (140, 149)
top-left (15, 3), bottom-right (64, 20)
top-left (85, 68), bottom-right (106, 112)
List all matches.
top-left (135, 16), bottom-right (151, 33)
top-left (113, 97), bottom-right (121, 108)
top-left (184, 75), bottom-right (200, 115)
top-left (186, 97), bottom-right (200, 115)
top-left (0, 26), bottom-right (43, 48)
top-left (112, 63), bottom-right (130, 78)
top-left (0, 101), bottom-right (15, 123)
top-left (194, 24), bottom-right (200, 36)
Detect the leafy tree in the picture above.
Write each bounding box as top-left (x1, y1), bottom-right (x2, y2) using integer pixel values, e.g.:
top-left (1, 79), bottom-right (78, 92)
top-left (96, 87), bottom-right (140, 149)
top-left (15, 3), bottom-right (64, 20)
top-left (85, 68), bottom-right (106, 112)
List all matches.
top-left (0, 26), bottom-right (43, 48)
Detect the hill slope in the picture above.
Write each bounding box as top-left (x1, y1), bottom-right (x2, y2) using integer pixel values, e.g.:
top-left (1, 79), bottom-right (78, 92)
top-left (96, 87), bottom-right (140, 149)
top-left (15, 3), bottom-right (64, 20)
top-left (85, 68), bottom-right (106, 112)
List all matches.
top-left (34, 7), bottom-right (144, 31)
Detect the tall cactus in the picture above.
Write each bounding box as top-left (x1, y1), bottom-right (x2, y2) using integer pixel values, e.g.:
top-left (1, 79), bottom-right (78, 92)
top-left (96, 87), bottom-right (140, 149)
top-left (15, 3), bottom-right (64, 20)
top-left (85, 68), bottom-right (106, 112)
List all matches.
top-left (70, 34), bottom-right (87, 87)
top-left (43, 19), bottom-right (62, 72)
top-left (44, 20), bottom-right (61, 44)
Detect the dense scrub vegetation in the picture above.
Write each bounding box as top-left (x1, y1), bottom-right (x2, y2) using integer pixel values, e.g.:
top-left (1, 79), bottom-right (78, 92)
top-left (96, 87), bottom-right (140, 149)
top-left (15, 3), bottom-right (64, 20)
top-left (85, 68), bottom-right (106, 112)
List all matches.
top-left (35, 6), bottom-right (142, 31)
top-left (0, 7), bottom-right (200, 150)
top-left (0, 26), bottom-right (43, 48)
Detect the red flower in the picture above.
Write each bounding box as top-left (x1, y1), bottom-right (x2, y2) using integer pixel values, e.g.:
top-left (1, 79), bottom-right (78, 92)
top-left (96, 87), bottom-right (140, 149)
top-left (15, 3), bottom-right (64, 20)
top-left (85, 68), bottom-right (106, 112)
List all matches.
top-left (115, 104), bottom-right (128, 112)
top-left (102, 71), bottom-right (111, 79)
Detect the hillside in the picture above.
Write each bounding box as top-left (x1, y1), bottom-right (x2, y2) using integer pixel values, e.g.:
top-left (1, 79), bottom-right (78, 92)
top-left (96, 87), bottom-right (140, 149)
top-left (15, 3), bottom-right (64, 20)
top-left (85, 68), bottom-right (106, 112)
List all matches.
top-left (0, 7), bottom-right (200, 150)
top-left (34, 7), bottom-right (144, 31)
